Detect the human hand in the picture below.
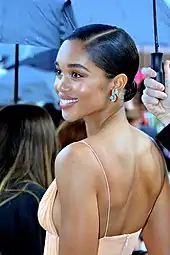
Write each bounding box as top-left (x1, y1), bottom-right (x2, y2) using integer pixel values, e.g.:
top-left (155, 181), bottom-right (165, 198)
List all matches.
top-left (142, 60), bottom-right (170, 126)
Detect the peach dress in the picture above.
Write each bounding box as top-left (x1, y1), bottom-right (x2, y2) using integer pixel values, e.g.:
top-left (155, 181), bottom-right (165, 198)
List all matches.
top-left (38, 141), bottom-right (141, 255)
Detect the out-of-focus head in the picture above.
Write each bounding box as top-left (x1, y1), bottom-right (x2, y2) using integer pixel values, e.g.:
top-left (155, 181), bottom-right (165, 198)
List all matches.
top-left (56, 119), bottom-right (87, 152)
top-left (125, 79), bottom-right (147, 126)
top-left (0, 104), bottom-right (57, 190)
top-left (54, 24), bottom-right (139, 121)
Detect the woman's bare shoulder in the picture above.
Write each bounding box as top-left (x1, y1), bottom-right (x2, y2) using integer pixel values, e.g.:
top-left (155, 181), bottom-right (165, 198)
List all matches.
top-left (132, 127), bottom-right (166, 190)
top-left (131, 126), bottom-right (160, 154)
top-left (54, 140), bottom-right (101, 183)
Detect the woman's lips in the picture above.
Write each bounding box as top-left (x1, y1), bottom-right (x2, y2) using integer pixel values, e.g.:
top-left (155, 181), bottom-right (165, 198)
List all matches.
top-left (59, 98), bottom-right (79, 109)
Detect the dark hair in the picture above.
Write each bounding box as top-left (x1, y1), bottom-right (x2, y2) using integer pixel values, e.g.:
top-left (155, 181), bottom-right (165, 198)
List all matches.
top-left (67, 24), bottom-right (139, 102)
top-left (43, 103), bottom-right (63, 128)
top-left (0, 104), bottom-right (57, 191)
top-left (137, 79), bottom-right (145, 105)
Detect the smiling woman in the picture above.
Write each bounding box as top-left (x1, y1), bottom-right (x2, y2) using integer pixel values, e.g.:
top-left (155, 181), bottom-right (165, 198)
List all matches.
top-left (38, 24), bottom-right (170, 255)
top-left (53, 25), bottom-right (138, 123)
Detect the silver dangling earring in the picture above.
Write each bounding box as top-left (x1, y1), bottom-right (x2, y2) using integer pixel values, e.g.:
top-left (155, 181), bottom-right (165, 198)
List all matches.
top-left (109, 88), bottom-right (119, 102)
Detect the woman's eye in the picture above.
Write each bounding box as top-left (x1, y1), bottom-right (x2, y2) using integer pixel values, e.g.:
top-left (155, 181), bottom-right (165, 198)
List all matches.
top-left (71, 72), bottom-right (82, 78)
top-left (55, 68), bottom-right (62, 77)
top-left (55, 69), bottom-right (83, 79)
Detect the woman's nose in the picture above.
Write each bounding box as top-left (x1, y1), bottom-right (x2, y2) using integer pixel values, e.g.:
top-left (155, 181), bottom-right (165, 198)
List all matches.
top-left (54, 76), bottom-right (71, 93)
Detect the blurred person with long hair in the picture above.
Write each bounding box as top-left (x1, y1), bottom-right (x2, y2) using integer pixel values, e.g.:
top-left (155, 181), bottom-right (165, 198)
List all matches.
top-left (0, 104), bottom-right (57, 255)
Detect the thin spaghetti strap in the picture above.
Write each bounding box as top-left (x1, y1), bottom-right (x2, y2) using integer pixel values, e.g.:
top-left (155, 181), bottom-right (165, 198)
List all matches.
top-left (80, 140), bottom-right (110, 237)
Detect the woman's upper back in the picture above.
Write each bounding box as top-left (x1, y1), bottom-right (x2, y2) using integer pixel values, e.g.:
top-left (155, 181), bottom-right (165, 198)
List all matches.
top-left (39, 123), bottom-right (170, 255)
top-left (52, 124), bottom-right (165, 238)
top-left (80, 125), bottom-right (164, 237)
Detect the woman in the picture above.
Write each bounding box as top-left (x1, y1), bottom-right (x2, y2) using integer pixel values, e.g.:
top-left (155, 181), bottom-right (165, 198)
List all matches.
top-left (0, 104), bottom-right (57, 255)
top-left (38, 24), bottom-right (170, 255)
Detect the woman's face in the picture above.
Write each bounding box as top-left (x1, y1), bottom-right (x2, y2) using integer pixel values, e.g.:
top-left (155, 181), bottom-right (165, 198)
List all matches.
top-left (54, 40), bottom-right (111, 122)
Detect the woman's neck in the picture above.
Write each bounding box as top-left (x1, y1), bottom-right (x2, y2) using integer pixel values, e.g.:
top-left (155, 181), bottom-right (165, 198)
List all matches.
top-left (84, 107), bottom-right (129, 137)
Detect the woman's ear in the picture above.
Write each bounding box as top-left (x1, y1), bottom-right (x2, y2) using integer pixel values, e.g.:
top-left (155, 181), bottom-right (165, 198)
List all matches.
top-left (110, 73), bottom-right (128, 91)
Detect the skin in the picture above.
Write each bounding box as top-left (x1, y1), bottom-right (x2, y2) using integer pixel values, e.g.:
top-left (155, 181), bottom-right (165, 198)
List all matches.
top-left (142, 61), bottom-right (170, 126)
top-left (52, 40), bottom-right (170, 255)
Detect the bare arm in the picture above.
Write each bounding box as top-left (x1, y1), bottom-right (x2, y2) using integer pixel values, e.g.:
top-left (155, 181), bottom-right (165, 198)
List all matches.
top-left (55, 143), bottom-right (99, 255)
top-left (142, 161), bottom-right (170, 255)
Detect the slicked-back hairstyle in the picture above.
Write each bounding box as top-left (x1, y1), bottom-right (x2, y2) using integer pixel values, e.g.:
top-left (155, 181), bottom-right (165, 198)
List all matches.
top-left (67, 24), bottom-right (139, 101)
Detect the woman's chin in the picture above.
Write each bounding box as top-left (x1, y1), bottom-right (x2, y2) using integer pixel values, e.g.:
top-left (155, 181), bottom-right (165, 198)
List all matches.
top-left (62, 111), bottom-right (80, 122)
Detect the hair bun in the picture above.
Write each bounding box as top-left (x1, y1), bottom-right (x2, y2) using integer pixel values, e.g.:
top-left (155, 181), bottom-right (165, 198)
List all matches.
top-left (124, 80), bottom-right (137, 102)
